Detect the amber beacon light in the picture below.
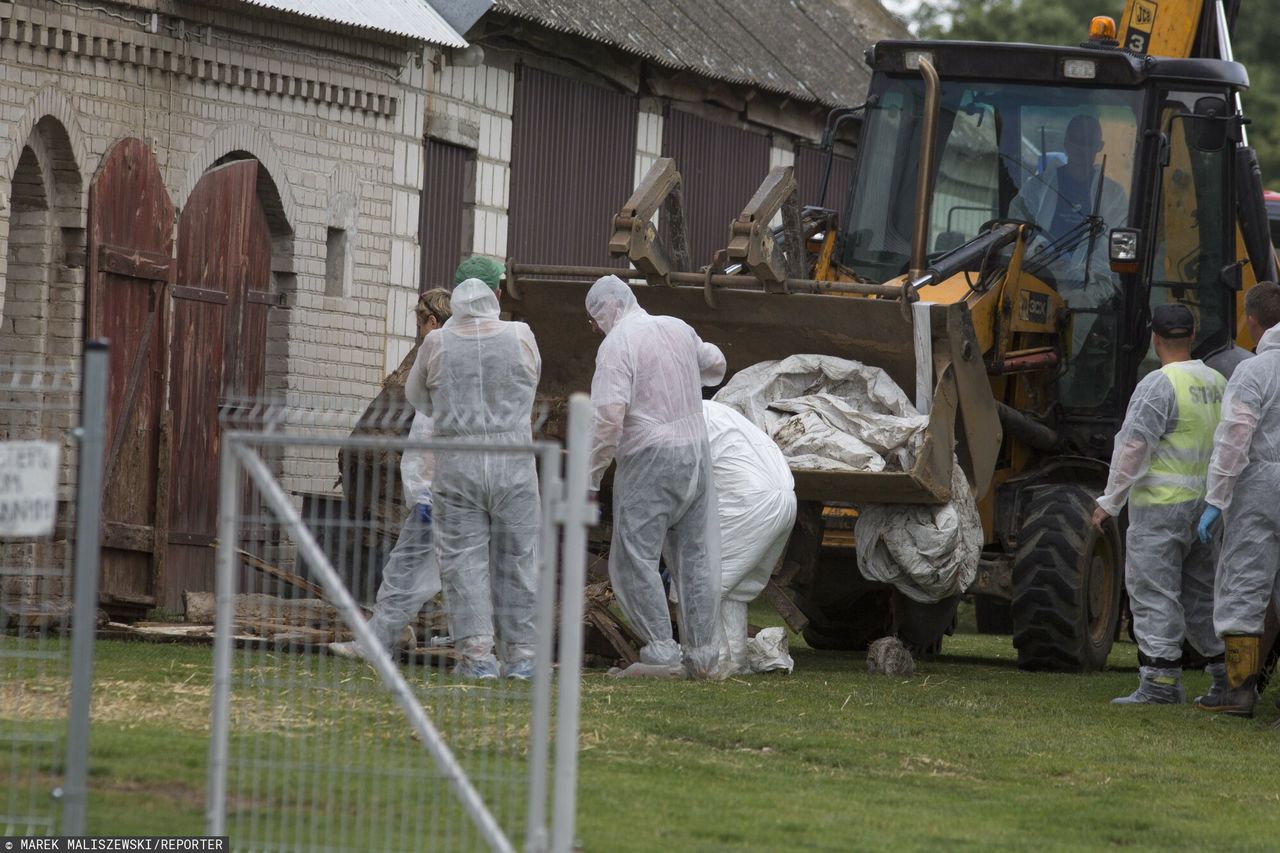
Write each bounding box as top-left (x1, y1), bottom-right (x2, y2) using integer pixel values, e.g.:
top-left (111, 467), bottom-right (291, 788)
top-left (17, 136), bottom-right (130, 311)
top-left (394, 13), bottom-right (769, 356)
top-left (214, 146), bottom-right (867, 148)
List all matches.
top-left (1089, 15), bottom-right (1117, 42)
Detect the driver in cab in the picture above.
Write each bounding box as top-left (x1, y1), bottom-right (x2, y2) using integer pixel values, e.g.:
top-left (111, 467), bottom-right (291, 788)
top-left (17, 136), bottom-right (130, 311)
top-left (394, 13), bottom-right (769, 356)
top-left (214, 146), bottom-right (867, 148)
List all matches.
top-left (1008, 113), bottom-right (1129, 295)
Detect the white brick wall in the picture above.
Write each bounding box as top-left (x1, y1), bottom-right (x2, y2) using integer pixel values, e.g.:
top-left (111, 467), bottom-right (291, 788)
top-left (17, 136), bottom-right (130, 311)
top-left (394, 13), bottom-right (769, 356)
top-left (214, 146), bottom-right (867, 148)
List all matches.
top-left (422, 55), bottom-right (513, 319)
top-left (0, 3), bottom-right (430, 496)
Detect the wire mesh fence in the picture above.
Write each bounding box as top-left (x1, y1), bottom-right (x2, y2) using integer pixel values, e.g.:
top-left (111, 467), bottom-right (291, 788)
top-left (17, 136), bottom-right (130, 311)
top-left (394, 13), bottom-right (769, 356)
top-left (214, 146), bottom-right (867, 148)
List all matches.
top-left (207, 393), bottom-right (594, 853)
top-left (0, 345), bottom-right (106, 837)
top-left (0, 348), bottom-right (591, 850)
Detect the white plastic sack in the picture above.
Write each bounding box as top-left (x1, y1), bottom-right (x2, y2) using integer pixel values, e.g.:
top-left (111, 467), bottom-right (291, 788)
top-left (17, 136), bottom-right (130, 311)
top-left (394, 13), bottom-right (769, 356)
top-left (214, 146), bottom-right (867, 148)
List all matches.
top-left (713, 355), bottom-right (926, 473)
top-left (716, 355), bottom-right (981, 605)
top-left (855, 464), bottom-right (982, 603)
top-left (747, 627), bottom-right (794, 674)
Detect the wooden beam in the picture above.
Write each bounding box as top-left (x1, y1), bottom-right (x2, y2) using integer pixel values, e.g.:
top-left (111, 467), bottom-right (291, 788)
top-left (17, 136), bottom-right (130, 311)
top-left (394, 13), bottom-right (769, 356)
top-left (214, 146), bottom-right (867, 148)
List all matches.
top-left (102, 521), bottom-right (154, 552)
top-left (761, 580), bottom-right (809, 634)
top-left (97, 243), bottom-right (172, 281)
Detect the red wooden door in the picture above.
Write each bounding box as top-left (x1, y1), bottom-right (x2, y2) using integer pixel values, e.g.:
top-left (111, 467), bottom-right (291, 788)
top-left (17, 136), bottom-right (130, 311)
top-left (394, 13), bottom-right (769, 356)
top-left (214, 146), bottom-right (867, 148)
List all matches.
top-left (87, 138), bottom-right (175, 614)
top-left (232, 167), bottom-right (273, 401)
top-left (166, 160), bottom-right (271, 607)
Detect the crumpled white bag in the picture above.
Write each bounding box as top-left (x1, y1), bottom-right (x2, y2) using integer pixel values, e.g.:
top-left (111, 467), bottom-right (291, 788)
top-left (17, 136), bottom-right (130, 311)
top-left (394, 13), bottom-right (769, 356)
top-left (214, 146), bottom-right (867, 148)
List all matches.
top-left (746, 627), bottom-right (794, 674)
top-left (855, 464), bottom-right (982, 603)
top-left (716, 355), bottom-right (981, 605)
top-left (714, 355), bottom-right (926, 473)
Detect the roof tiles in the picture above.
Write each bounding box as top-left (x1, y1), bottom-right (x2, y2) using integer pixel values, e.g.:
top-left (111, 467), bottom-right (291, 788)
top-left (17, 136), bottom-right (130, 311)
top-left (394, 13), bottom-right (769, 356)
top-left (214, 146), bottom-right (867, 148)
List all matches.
top-left (493, 0), bottom-right (909, 106)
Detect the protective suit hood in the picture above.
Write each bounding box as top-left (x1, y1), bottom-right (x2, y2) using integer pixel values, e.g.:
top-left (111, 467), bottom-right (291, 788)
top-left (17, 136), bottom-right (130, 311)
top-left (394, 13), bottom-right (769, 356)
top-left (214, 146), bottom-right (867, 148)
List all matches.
top-left (586, 275), bottom-right (640, 334)
top-left (1257, 324), bottom-right (1280, 355)
top-left (449, 278), bottom-right (501, 323)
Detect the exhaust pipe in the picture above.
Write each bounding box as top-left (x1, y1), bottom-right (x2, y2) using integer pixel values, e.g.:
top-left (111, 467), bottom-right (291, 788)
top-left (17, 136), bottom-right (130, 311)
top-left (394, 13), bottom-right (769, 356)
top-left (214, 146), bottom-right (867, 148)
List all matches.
top-left (908, 56), bottom-right (941, 283)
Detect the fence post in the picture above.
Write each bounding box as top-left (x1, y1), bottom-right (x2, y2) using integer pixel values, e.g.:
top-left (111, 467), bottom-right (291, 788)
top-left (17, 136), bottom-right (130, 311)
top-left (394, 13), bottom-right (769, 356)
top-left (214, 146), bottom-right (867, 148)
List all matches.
top-left (61, 339), bottom-right (109, 835)
top-left (551, 393), bottom-right (595, 853)
top-left (206, 430), bottom-right (243, 836)
top-left (525, 445), bottom-right (564, 853)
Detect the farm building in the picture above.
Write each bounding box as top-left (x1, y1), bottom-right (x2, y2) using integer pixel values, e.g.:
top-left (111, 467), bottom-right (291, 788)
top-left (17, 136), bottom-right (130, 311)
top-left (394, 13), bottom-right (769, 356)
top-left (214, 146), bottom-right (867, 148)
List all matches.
top-left (0, 0), bottom-right (907, 615)
top-left (0, 0), bottom-right (469, 615)
top-left (408, 0), bottom-right (909, 363)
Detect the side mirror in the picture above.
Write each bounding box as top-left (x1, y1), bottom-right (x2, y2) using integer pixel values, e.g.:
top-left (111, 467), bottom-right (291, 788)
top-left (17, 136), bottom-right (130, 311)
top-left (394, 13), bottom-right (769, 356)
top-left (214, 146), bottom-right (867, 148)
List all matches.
top-left (1220, 260), bottom-right (1245, 291)
top-left (1109, 228), bottom-right (1140, 273)
top-left (1190, 96), bottom-right (1230, 152)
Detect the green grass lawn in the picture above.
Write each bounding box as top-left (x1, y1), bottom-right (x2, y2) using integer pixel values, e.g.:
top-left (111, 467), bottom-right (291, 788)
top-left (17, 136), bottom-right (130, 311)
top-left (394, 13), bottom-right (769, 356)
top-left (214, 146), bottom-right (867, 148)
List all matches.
top-left (7, 606), bottom-right (1280, 851)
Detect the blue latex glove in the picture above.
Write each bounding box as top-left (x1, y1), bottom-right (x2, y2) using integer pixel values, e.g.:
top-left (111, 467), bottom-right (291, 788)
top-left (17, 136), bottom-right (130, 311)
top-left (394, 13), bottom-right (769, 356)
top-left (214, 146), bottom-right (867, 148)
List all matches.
top-left (415, 491), bottom-right (433, 525)
top-left (1197, 506), bottom-right (1222, 544)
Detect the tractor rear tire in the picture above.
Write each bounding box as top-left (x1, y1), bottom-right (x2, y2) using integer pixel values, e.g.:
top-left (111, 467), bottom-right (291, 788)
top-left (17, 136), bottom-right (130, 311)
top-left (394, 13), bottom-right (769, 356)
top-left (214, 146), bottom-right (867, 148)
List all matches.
top-left (1011, 485), bottom-right (1122, 672)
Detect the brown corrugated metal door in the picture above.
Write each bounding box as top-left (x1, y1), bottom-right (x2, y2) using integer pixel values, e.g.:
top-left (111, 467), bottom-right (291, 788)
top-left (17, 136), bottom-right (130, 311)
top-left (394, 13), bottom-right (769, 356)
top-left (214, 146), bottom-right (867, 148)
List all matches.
top-left (795, 144), bottom-right (856, 211)
top-left (420, 139), bottom-right (471, 291)
top-left (167, 160), bottom-right (271, 609)
top-left (509, 66), bottom-right (637, 266)
top-left (663, 109), bottom-right (770, 270)
top-left (86, 138), bottom-right (174, 615)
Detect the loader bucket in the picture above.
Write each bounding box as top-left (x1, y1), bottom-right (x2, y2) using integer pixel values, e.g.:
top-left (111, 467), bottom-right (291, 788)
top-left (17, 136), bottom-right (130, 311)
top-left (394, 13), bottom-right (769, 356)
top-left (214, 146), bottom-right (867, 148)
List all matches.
top-left (506, 269), bottom-right (999, 506)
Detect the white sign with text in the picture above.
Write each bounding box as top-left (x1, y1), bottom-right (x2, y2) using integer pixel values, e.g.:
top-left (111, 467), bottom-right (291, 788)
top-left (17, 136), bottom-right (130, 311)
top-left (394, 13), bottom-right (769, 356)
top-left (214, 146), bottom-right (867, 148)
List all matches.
top-left (0, 441), bottom-right (61, 537)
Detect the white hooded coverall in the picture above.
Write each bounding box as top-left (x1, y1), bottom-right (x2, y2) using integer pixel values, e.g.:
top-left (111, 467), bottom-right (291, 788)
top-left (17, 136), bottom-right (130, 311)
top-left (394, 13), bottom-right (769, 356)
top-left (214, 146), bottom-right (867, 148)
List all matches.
top-left (364, 410), bottom-right (441, 651)
top-left (586, 275), bottom-right (727, 677)
top-left (1095, 360), bottom-right (1226, 664)
top-left (405, 279), bottom-right (541, 667)
top-left (700, 401), bottom-right (797, 676)
top-left (1208, 325), bottom-right (1280, 636)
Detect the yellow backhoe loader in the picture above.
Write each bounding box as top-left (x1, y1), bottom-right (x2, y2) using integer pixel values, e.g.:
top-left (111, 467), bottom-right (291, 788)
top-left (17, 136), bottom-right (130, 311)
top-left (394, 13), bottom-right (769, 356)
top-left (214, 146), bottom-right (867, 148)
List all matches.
top-left (506, 0), bottom-right (1279, 671)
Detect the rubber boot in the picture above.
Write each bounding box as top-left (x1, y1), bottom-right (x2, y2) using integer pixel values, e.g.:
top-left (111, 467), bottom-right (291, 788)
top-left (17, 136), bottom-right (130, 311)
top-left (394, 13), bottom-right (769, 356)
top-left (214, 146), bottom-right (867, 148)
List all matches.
top-left (1112, 666), bottom-right (1185, 704)
top-left (1194, 635), bottom-right (1259, 717)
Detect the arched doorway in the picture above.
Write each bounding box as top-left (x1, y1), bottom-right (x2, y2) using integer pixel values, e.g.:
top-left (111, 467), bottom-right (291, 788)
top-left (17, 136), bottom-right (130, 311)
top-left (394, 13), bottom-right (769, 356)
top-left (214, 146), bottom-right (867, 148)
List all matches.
top-left (86, 138), bottom-right (174, 615)
top-left (86, 140), bottom-right (292, 614)
top-left (166, 158), bottom-right (282, 605)
top-left (0, 116), bottom-right (84, 365)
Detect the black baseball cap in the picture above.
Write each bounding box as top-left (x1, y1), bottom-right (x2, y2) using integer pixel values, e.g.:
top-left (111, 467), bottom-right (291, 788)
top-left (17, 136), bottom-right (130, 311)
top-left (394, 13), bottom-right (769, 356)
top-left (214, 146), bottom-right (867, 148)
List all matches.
top-left (1152, 303), bottom-right (1195, 339)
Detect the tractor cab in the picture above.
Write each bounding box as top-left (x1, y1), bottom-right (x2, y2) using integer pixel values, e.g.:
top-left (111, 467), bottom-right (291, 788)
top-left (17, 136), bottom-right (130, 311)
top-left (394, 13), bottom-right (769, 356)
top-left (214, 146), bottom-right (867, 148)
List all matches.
top-left (839, 37), bottom-right (1252, 455)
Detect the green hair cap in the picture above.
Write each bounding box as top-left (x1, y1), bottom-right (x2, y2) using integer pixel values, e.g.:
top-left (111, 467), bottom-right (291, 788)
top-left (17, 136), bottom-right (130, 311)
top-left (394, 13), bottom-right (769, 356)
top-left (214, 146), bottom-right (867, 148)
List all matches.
top-left (454, 256), bottom-right (505, 291)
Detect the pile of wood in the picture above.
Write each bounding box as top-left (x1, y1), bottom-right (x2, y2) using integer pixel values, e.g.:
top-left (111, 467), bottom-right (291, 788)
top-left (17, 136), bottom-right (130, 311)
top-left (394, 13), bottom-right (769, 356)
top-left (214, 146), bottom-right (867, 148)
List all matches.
top-left (96, 583), bottom-right (641, 670)
top-left (99, 589), bottom-right (451, 661)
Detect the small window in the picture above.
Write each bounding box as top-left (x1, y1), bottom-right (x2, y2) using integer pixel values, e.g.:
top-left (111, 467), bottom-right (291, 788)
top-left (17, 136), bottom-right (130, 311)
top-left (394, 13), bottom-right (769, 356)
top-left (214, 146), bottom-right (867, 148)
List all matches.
top-left (325, 227), bottom-right (349, 297)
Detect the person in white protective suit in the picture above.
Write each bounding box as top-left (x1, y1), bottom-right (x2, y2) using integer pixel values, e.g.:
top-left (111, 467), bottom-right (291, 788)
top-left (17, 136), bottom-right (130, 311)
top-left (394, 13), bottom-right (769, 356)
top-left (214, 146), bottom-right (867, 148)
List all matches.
top-left (700, 400), bottom-right (797, 677)
top-left (1194, 281), bottom-right (1280, 717)
top-left (1089, 303), bottom-right (1225, 704)
top-left (586, 274), bottom-right (727, 678)
top-left (330, 289), bottom-right (453, 661)
top-left (405, 270), bottom-right (542, 681)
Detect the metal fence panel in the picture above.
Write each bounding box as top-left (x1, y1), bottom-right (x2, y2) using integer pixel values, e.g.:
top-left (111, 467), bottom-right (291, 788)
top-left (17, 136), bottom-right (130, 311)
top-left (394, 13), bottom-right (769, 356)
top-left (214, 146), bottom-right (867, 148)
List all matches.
top-left (207, 395), bottom-right (593, 852)
top-left (0, 344), bottom-right (107, 836)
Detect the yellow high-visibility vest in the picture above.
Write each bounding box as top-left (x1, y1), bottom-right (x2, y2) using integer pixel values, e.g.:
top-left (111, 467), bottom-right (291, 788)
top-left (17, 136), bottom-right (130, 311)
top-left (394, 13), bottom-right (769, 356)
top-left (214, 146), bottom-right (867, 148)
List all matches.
top-left (1132, 362), bottom-right (1225, 506)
